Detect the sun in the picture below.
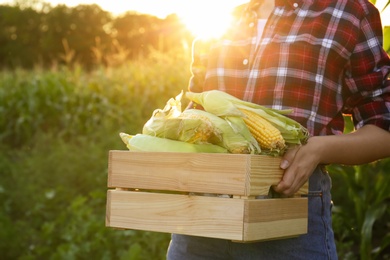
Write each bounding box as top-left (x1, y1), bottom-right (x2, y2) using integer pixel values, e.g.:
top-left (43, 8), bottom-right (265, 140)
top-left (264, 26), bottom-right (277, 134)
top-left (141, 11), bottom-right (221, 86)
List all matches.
top-left (177, 1), bottom-right (247, 39)
top-left (179, 10), bottom-right (234, 39)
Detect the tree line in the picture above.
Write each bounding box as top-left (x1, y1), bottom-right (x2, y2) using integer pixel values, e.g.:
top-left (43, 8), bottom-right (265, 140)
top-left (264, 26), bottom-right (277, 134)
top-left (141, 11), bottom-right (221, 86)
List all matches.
top-left (0, 2), bottom-right (194, 69)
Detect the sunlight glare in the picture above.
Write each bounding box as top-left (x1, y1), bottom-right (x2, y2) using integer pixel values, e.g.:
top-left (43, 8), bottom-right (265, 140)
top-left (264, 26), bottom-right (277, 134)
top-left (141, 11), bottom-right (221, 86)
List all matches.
top-left (178, 4), bottom-right (238, 39)
top-left (24, 0), bottom-right (254, 36)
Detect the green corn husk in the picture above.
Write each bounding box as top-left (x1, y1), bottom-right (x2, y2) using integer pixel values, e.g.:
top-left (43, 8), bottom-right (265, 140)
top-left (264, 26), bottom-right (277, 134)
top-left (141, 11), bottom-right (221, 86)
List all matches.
top-left (120, 133), bottom-right (228, 153)
top-left (186, 90), bottom-right (292, 117)
top-left (186, 90), bottom-right (244, 117)
top-left (142, 91), bottom-right (221, 144)
top-left (142, 91), bottom-right (260, 154)
top-left (186, 90), bottom-right (309, 149)
top-left (182, 109), bottom-right (260, 154)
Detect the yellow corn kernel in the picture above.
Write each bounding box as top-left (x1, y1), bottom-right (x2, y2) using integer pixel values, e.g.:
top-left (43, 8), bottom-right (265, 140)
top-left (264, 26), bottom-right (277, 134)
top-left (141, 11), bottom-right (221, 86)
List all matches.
top-left (183, 109), bottom-right (260, 154)
top-left (239, 109), bottom-right (286, 151)
top-left (176, 112), bottom-right (219, 144)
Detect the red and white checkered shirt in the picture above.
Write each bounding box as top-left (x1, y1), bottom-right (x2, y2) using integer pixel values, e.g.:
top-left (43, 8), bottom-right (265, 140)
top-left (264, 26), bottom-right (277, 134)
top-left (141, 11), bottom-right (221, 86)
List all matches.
top-left (189, 0), bottom-right (390, 136)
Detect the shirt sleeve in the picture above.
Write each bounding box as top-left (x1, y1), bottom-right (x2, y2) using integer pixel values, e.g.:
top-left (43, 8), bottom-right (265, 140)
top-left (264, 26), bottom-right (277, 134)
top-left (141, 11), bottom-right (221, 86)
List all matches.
top-left (343, 5), bottom-right (390, 132)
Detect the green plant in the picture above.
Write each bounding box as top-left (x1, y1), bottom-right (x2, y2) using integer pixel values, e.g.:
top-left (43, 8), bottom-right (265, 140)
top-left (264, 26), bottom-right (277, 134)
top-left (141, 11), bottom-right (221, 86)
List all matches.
top-left (330, 159), bottom-right (390, 260)
top-left (0, 50), bottom-right (191, 259)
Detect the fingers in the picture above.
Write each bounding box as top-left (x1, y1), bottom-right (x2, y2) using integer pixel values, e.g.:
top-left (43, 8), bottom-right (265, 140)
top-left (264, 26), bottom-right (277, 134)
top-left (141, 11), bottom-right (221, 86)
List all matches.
top-left (274, 168), bottom-right (308, 195)
top-left (280, 159), bottom-right (289, 170)
top-left (274, 145), bottom-right (314, 196)
top-left (279, 146), bottom-right (299, 169)
top-left (280, 148), bottom-right (299, 170)
top-left (274, 147), bottom-right (300, 195)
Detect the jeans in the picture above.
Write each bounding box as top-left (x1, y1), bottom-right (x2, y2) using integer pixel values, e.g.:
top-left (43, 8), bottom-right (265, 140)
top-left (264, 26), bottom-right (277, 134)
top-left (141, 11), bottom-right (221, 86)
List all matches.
top-left (166, 166), bottom-right (338, 260)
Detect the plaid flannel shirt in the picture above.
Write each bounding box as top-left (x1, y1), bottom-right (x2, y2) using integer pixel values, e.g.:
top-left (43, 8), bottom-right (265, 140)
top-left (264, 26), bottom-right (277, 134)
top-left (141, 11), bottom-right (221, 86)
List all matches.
top-left (189, 0), bottom-right (390, 136)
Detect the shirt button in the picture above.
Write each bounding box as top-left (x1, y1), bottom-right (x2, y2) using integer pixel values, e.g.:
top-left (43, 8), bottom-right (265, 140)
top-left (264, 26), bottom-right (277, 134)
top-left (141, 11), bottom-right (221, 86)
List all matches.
top-left (243, 59), bottom-right (249, 65)
top-left (293, 3), bottom-right (298, 8)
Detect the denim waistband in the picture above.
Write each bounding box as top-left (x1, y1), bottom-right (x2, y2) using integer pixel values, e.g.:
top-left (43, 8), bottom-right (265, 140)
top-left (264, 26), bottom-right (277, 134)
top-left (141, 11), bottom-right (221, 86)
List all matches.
top-left (308, 165), bottom-right (332, 194)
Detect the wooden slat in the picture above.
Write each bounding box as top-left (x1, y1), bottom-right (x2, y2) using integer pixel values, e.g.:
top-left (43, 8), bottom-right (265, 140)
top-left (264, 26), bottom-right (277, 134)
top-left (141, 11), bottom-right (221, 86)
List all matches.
top-left (108, 151), bottom-right (287, 196)
top-left (106, 190), bottom-right (245, 241)
top-left (243, 218), bottom-right (308, 241)
top-left (106, 190), bottom-right (309, 242)
top-left (248, 156), bottom-right (308, 195)
top-left (241, 198), bottom-right (308, 241)
top-left (108, 151), bottom-right (249, 194)
top-left (244, 198), bottom-right (308, 222)
top-left (246, 155), bottom-right (283, 195)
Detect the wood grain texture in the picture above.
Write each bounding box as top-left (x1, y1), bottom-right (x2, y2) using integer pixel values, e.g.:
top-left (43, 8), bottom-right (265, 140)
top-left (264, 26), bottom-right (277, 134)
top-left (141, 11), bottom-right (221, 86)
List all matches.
top-left (106, 190), bottom-right (308, 242)
top-left (106, 151), bottom-right (309, 241)
top-left (244, 198), bottom-right (308, 222)
top-left (108, 151), bottom-right (289, 196)
top-left (243, 218), bottom-right (308, 241)
top-left (106, 190), bottom-right (246, 241)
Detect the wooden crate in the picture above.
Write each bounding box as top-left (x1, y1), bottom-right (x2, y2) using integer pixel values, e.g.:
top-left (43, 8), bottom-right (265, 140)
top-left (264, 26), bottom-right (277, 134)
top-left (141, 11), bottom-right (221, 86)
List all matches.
top-left (106, 150), bottom-right (308, 242)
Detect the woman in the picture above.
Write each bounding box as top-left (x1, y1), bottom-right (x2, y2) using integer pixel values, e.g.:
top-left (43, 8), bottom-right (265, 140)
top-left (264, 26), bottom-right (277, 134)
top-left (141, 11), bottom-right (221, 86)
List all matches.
top-left (167, 0), bottom-right (390, 259)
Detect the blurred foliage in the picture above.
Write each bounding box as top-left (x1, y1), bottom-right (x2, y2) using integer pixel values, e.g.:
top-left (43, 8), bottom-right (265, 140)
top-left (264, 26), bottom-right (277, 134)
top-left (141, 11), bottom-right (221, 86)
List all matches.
top-left (0, 133), bottom-right (171, 260)
top-left (0, 1), bottom-right (193, 69)
top-left (0, 49), bottom-right (191, 259)
top-left (0, 48), bottom-right (191, 148)
top-left (330, 161), bottom-right (390, 260)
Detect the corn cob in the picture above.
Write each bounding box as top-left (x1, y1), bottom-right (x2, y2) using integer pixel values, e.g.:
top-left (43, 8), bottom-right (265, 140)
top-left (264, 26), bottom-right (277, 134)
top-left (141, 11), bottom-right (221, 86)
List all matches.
top-left (186, 90), bottom-right (309, 155)
top-left (142, 91), bottom-right (221, 144)
top-left (120, 133), bottom-right (228, 153)
top-left (185, 90), bottom-right (293, 118)
top-left (143, 111), bottom-right (220, 144)
top-left (141, 91), bottom-right (260, 154)
top-left (183, 109), bottom-right (260, 154)
top-left (178, 113), bottom-right (219, 144)
top-left (239, 109), bottom-right (286, 151)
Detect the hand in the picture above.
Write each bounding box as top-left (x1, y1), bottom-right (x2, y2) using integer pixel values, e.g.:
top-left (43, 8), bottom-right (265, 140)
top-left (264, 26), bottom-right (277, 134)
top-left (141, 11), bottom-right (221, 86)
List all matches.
top-left (273, 125), bottom-right (390, 196)
top-left (273, 139), bottom-right (322, 196)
